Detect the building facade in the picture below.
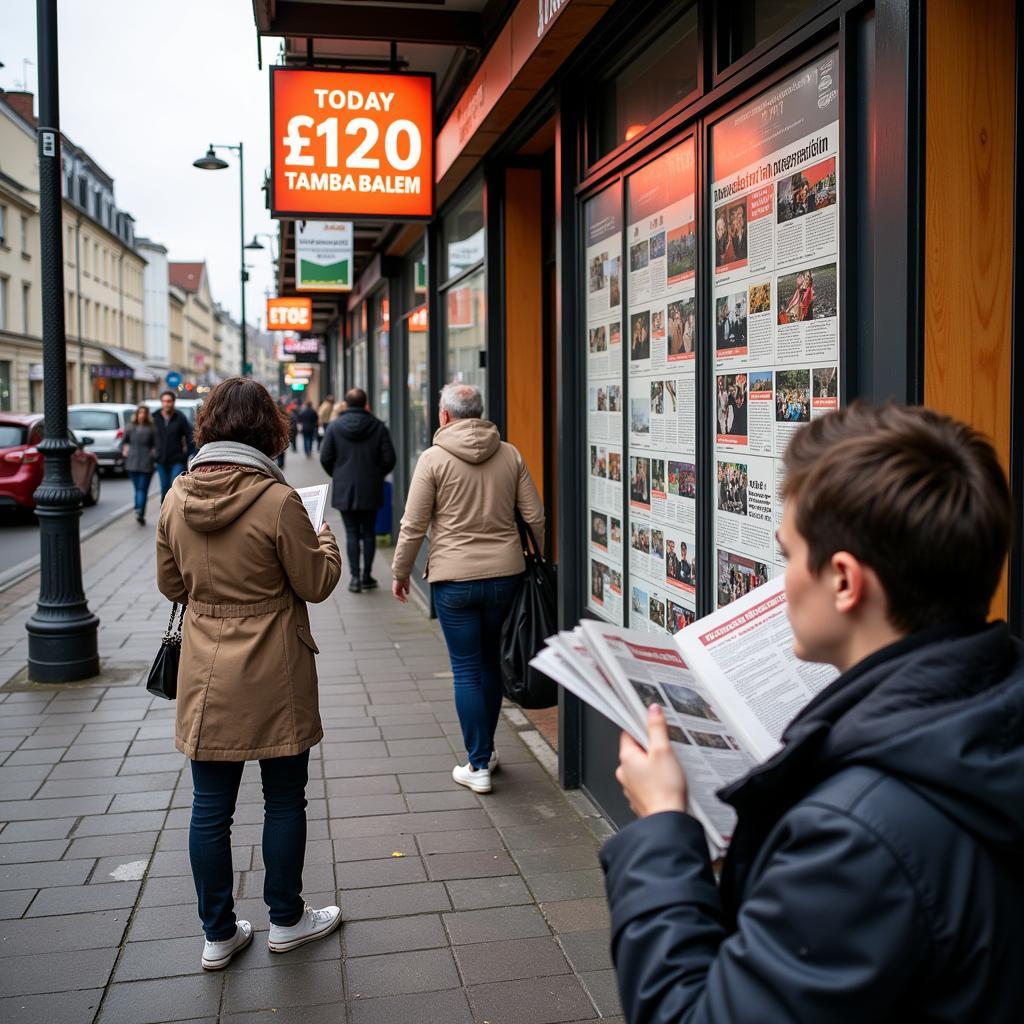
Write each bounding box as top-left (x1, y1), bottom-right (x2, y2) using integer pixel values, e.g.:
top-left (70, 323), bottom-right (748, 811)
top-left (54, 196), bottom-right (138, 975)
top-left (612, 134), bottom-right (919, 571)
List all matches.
top-left (168, 262), bottom-right (217, 386)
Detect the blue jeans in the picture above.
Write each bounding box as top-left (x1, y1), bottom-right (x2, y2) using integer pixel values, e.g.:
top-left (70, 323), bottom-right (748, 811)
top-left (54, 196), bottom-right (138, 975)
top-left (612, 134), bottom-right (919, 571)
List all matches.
top-left (433, 575), bottom-right (522, 770)
top-left (156, 461), bottom-right (185, 501)
top-left (128, 471), bottom-right (151, 514)
top-left (302, 431), bottom-right (315, 455)
top-left (189, 751), bottom-right (309, 941)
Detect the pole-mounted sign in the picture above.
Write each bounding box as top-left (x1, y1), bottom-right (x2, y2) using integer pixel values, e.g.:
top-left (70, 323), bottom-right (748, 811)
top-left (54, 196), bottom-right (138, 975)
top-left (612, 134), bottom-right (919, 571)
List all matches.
top-left (267, 296), bottom-right (313, 331)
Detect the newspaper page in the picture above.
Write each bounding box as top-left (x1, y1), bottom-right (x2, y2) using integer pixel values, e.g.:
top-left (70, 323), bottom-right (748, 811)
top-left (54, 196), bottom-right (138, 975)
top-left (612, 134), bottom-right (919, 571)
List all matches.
top-left (577, 620), bottom-right (756, 851)
top-left (625, 141), bottom-right (699, 638)
top-left (676, 575), bottom-right (838, 758)
top-left (584, 184), bottom-right (625, 623)
top-left (710, 50), bottom-right (841, 608)
top-left (295, 484), bottom-right (329, 531)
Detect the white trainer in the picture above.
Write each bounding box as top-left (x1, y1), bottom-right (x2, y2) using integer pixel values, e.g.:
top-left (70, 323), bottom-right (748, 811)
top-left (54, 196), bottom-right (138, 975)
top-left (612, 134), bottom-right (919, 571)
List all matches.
top-left (201, 920), bottom-right (253, 971)
top-left (488, 750), bottom-right (500, 772)
top-left (268, 903), bottom-right (342, 953)
top-left (453, 763), bottom-right (492, 793)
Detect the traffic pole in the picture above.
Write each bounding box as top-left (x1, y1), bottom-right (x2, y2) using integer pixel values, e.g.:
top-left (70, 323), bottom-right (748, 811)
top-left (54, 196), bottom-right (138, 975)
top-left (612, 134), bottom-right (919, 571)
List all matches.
top-left (25, 0), bottom-right (100, 682)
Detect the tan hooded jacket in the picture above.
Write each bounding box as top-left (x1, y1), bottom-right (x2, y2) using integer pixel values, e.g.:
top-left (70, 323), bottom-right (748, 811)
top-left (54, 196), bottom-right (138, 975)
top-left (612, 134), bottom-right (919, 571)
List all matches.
top-left (392, 418), bottom-right (545, 583)
top-left (156, 467), bottom-right (341, 760)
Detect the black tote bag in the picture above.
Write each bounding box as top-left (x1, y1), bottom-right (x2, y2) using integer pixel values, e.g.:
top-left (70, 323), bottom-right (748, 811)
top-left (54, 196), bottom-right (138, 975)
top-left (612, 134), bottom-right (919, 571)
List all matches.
top-left (499, 515), bottom-right (558, 709)
top-left (147, 601), bottom-right (185, 700)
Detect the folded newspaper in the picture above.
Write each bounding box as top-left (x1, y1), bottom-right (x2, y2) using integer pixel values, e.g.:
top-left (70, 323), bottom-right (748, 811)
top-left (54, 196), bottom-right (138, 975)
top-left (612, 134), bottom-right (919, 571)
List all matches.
top-left (531, 576), bottom-right (838, 855)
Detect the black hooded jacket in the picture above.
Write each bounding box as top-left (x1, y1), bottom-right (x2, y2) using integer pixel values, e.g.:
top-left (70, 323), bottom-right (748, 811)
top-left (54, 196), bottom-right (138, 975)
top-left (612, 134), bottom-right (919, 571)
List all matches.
top-left (600, 623), bottom-right (1024, 1023)
top-left (319, 408), bottom-right (396, 512)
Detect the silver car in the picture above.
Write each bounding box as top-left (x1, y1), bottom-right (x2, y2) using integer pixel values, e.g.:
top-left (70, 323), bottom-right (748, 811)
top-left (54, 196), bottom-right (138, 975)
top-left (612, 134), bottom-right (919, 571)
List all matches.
top-left (68, 403), bottom-right (137, 473)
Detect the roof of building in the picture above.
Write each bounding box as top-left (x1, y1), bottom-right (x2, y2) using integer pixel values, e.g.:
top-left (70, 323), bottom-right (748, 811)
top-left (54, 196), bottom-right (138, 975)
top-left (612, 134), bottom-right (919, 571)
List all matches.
top-left (168, 262), bottom-right (206, 293)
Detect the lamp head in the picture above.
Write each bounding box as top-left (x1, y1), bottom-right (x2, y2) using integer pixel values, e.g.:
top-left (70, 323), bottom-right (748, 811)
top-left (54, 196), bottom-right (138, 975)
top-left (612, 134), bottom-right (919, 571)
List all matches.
top-left (193, 146), bottom-right (229, 170)
top-left (245, 234), bottom-right (266, 251)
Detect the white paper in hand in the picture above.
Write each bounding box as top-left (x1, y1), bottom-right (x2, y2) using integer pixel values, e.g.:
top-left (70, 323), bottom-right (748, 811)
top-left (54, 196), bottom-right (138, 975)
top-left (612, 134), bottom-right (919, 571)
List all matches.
top-left (295, 484), bottom-right (329, 531)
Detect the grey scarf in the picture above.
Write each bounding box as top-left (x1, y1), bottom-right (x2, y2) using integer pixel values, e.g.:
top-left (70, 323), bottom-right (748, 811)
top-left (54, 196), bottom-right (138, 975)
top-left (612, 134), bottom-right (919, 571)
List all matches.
top-left (188, 441), bottom-right (287, 483)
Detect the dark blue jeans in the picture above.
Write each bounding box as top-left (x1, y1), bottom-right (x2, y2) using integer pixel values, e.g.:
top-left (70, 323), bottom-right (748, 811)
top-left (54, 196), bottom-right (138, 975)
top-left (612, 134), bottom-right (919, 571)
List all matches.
top-left (128, 471), bottom-right (151, 514)
top-left (432, 575), bottom-right (522, 770)
top-left (156, 461), bottom-right (185, 501)
top-left (189, 750), bottom-right (309, 941)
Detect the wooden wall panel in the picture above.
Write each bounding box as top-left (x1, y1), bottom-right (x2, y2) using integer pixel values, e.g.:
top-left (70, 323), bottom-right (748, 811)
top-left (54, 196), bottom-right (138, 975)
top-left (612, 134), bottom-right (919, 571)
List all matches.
top-left (504, 167), bottom-right (546, 501)
top-left (924, 0), bottom-right (1017, 617)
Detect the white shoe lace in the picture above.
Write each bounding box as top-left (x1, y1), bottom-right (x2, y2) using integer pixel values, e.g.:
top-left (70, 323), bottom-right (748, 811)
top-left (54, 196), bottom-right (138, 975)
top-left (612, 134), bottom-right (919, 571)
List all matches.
top-left (308, 904), bottom-right (334, 924)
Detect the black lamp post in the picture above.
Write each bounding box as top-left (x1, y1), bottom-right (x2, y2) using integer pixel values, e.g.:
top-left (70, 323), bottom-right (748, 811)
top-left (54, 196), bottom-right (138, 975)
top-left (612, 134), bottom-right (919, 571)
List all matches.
top-left (193, 143), bottom-right (249, 377)
top-left (25, 0), bottom-right (100, 682)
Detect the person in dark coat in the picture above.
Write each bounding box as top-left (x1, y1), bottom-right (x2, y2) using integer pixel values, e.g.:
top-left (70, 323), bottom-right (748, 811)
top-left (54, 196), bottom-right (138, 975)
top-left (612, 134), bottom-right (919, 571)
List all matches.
top-left (319, 387), bottom-right (396, 592)
top-left (153, 390), bottom-right (191, 501)
top-left (122, 404), bottom-right (156, 525)
top-left (297, 401), bottom-right (319, 457)
top-left (603, 403), bottom-right (1024, 1024)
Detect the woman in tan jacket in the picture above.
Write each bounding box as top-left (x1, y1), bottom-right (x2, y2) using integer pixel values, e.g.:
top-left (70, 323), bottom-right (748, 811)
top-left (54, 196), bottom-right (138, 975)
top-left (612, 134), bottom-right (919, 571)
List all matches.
top-left (392, 383), bottom-right (544, 795)
top-left (157, 378), bottom-right (342, 971)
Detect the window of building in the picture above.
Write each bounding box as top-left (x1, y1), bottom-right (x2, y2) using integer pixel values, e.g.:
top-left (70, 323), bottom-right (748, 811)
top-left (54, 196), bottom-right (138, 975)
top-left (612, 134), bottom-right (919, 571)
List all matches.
top-left (443, 181), bottom-right (485, 280)
top-left (0, 361), bottom-right (10, 411)
top-left (586, 3), bottom-right (698, 166)
top-left (78, 178), bottom-right (88, 208)
top-left (0, 276), bottom-right (7, 330)
top-left (0, 205), bottom-right (6, 246)
top-left (717, 0), bottom-right (820, 70)
top-left (21, 283), bottom-right (30, 335)
top-left (19, 215), bottom-right (28, 256)
top-left (351, 302), bottom-right (368, 391)
top-left (403, 244), bottom-right (430, 489)
top-left (373, 289), bottom-right (390, 427)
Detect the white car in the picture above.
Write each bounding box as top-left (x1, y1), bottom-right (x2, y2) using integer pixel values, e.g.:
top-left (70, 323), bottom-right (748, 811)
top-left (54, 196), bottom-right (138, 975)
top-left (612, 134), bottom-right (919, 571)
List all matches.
top-left (68, 403), bottom-right (137, 473)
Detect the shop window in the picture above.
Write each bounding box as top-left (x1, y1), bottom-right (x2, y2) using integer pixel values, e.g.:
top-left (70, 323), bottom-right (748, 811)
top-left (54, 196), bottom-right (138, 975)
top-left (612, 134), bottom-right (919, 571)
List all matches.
top-left (405, 303), bottom-right (430, 486)
top-left (443, 268), bottom-right (486, 401)
top-left (373, 290), bottom-right (390, 426)
top-left (717, 0), bottom-right (820, 70)
top-left (442, 181), bottom-right (484, 281)
top-left (586, 4), bottom-right (698, 166)
top-left (0, 361), bottom-right (10, 411)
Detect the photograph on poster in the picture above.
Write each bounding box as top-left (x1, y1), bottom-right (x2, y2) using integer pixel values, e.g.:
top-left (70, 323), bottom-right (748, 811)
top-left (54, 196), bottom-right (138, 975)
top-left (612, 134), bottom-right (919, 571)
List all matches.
top-left (667, 221), bottom-right (696, 282)
top-left (651, 527), bottom-right (665, 560)
top-left (650, 231), bottom-right (666, 260)
top-left (651, 458), bottom-right (666, 495)
top-left (775, 369), bottom-right (811, 422)
top-left (609, 259), bottom-right (621, 307)
top-left (649, 596), bottom-right (666, 629)
top-left (668, 460), bottom-right (697, 499)
top-left (608, 451), bottom-right (622, 481)
top-left (590, 445), bottom-right (607, 478)
top-left (631, 523), bottom-right (650, 554)
top-left (717, 461), bottom-right (749, 515)
top-left (716, 292), bottom-right (748, 353)
top-left (589, 254), bottom-right (608, 293)
top-left (662, 682), bottom-right (721, 722)
top-left (717, 549), bottom-right (770, 608)
top-left (610, 569), bottom-right (622, 593)
top-left (813, 366), bottom-right (838, 400)
top-left (714, 200), bottom-right (748, 270)
top-left (651, 380), bottom-right (664, 415)
top-left (667, 600), bottom-right (696, 635)
top-left (610, 517), bottom-right (622, 545)
top-left (749, 281), bottom-right (772, 314)
top-left (631, 588), bottom-right (649, 618)
top-left (590, 386), bottom-right (608, 412)
top-left (778, 263), bottom-right (837, 324)
top-left (591, 560), bottom-right (607, 604)
top-left (630, 398), bottom-right (651, 435)
top-left (716, 373), bottom-right (749, 441)
top-left (777, 157), bottom-right (838, 223)
top-left (651, 309), bottom-right (665, 339)
top-left (630, 310), bottom-right (651, 361)
top-left (629, 456), bottom-right (651, 507)
top-left (589, 325), bottom-right (608, 353)
top-left (667, 298), bottom-right (696, 358)
top-left (750, 371), bottom-right (773, 393)
top-left (609, 322), bottom-right (622, 347)
top-left (609, 384), bottom-right (622, 412)
top-left (666, 536), bottom-right (694, 588)
top-left (665, 380), bottom-right (678, 413)
top-left (590, 511), bottom-right (609, 550)
top-left (630, 237), bottom-right (650, 272)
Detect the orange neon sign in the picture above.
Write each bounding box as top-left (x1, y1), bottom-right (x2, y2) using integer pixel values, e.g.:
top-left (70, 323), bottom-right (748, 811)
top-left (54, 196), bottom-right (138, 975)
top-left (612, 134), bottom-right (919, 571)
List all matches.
top-left (271, 68), bottom-right (434, 220)
top-left (267, 296), bottom-right (313, 331)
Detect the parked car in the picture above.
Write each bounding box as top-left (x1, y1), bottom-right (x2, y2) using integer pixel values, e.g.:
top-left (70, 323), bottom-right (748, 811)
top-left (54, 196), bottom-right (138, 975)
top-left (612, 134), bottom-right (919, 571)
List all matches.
top-left (68, 403), bottom-right (136, 474)
top-left (0, 414), bottom-right (101, 512)
top-left (144, 397), bottom-right (203, 457)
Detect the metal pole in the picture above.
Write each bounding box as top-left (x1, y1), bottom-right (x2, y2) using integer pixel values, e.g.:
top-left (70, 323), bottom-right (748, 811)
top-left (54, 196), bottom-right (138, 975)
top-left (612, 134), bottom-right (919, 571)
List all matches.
top-left (238, 142), bottom-right (248, 377)
top-left (26, 0), bottom-right (99, 682)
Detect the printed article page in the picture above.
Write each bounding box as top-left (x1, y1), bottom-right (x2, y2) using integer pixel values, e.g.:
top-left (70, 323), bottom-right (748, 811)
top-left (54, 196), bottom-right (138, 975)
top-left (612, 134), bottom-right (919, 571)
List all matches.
top-left (296, 484), bottom-right (329, 530)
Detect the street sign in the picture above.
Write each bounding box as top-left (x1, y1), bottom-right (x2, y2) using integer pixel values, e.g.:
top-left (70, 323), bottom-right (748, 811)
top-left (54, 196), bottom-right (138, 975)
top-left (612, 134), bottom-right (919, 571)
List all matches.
top-left (267, 296), bottom-right (313, 331)
top-left (296, 221), bottom-right (353, 292)
top-left (166, 371), bottom-right (182, 388)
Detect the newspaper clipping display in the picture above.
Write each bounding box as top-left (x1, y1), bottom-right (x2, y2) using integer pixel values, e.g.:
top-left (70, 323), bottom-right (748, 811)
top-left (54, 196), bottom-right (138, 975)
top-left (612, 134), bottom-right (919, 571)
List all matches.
top-left (711, 51), bottom-right (841, 608)
top-left (625, 141), bottom-right (698, 637)
top-left (585, 185), bottom-right (625, 622)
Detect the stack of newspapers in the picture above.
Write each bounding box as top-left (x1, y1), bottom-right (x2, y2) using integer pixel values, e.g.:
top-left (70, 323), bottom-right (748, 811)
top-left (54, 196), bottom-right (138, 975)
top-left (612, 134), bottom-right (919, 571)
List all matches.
top-left (531, 577), bottom-right (837, 855)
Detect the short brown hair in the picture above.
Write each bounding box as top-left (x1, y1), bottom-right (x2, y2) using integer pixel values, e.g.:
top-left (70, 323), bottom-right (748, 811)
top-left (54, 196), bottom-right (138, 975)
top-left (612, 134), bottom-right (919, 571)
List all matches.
top-left (783, 402), bottom-right (1012, 631)
top-left (193, 378), bottom-right (291, 457)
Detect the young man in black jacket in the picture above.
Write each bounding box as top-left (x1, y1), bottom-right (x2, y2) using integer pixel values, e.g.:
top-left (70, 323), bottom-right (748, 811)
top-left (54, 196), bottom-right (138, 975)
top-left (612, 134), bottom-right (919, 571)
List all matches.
top-left (320, 388), bottom-right (396, 593)
top-left (153, 390), bottom-right (190, 501)
top-left (603, 403), bottom-right (1023, 1023)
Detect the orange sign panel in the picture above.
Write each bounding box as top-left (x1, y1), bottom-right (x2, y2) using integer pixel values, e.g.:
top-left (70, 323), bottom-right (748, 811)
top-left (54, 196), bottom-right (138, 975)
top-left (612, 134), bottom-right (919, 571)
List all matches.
top-left (271, 68), bottom-right (434, 220)
top-left (267, 296), bottom-right (313, 331)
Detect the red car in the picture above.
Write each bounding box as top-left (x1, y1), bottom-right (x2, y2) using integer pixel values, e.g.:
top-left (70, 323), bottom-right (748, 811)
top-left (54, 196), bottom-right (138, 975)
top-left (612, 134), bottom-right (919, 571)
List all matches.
top-left (0, 413), bottom-right (101, 512)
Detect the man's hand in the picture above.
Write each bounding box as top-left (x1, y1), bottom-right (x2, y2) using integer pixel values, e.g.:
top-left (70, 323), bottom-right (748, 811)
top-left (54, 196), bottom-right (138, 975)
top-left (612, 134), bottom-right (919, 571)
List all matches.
top-left (392, 577), bottom-right (410, 603)
top-left (319, 522), bottom-right (332, 535)
top-left (615, 705), bottom-right (688, 818)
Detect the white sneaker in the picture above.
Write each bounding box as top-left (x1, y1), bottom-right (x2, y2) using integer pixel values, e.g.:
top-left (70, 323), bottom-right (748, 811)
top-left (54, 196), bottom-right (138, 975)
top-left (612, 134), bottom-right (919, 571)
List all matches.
top-left (453, 763), bottom-right (492, 793)
top-left (488, 750), bottom-right (500, 772)
top-left (268, 903), bottom-right (342, 953)
top-left (202, 920), bottom-right (253, 970)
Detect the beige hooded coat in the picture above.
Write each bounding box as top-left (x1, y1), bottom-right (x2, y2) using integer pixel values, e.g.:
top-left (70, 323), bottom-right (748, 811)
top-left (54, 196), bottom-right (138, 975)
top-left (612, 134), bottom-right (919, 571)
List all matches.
top-left (391, 418), bottom-right (545, 583)
top-left (156, 467), bottom-right (341, 761)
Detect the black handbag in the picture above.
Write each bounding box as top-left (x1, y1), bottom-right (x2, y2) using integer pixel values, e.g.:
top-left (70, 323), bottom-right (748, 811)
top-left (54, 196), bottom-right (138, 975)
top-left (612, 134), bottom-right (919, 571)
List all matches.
top-left (147, 602), bottom-right (185, 700)
top-left (499, 515), bottom-right (559, 709)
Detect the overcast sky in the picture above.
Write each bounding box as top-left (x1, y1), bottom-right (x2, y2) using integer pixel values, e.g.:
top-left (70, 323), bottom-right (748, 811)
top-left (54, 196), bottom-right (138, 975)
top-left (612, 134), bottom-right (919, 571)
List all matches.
top-left (2, 0), bottom-right (282, 327)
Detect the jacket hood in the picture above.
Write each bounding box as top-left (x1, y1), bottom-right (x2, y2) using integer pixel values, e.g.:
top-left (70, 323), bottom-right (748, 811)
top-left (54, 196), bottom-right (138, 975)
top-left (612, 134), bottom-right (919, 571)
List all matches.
top-left (178, 469), bottom-right (278, 533)
top-left (793, 623), bottom-right (1024, 851)
top-left (336, 409), bottom-right (379, 440)
top-left (433, 418), bottom-right (501, 464)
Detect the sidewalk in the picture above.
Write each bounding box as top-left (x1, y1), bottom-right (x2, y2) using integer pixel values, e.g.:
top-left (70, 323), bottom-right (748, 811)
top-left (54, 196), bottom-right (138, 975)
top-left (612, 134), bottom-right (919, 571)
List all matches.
top-left (0, 454), bottom-right (622, 1024)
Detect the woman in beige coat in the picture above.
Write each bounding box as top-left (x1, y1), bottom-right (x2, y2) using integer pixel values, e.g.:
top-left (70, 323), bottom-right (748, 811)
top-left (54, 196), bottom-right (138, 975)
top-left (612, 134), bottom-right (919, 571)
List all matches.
top-left (157, 378), bottom-right (342, 971)
top-left (392, 383), bottom-right (544, 795)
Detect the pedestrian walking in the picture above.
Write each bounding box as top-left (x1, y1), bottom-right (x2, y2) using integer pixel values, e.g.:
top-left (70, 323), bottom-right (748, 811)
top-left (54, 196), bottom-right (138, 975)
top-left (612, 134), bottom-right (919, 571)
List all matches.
top-left (330, 399), bottom-right (347, 421)
top-left (156, 377), bottom-right (343, 972)
top-left (298, 400), bottom-right (319, 457)
top-left (121, 404), bottom-right (156, 525)
top-left (288, 403), bottom-right (299, 452)
top-left (391, 383), bottom-right (544, 794)
top-left (316, 394), bottom-right (334, 451)
top-left (320, 387), bottom-right (396, 593)
top-left (603, 404), bottom-right (1024, 1023)
top-left (153, 389), bottom-right (190, 501)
